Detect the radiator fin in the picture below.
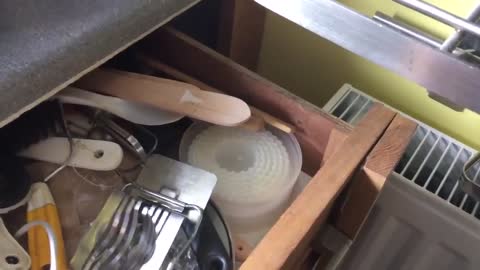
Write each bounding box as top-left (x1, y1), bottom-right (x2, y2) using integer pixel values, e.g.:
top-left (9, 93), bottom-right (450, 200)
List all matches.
top-left (325, 84), bottom-right (479, 219)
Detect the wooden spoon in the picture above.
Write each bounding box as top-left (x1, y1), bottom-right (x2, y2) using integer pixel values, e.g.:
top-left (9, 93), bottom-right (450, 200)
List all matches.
top-left (75, 68), bottom-right (251, 127)
top-left (135, 55), bottom-right (295, 133)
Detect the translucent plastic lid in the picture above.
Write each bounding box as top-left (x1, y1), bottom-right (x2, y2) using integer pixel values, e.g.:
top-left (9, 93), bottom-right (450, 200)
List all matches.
top-left (180, 123), bottom-right (302, 205)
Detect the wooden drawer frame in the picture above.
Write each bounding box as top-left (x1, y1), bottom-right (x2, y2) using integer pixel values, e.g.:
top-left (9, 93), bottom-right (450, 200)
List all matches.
top-left (0, 5), bottom-right (418, 270)
top-left (128, 27), bottom-right (418, 269)
top-left (0, 25), bottom-right (415, 270)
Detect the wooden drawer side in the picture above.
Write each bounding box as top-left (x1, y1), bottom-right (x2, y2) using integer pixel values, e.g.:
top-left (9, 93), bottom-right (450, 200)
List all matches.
top-left (241, 104), bottom-right (396, 270)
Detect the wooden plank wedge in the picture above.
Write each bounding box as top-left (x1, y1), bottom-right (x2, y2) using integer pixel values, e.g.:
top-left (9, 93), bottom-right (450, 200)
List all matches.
top-left (75, 68), bottom-right (251, 126)
top-left (240, 104), bottom-right (396, 270)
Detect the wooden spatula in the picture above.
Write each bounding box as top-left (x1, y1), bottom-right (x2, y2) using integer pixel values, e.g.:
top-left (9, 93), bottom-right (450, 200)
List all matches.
top-left (75, 68), bottom-right (251, 126)
top-left (135, 54), bottom-right (295, 134)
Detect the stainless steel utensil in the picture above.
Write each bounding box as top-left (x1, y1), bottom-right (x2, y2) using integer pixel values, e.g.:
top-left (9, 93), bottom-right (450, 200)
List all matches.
top-left (83, 197), bottom-right (134, 269)
top-left (394, 0), bottom-right (480, 38)
top-left (372, 12), bottom-right (442, 48)
top-left (440, 3), bottom-right (480, 52)
top-left (71, 192), bottom-right (123, 269)
top-left (125, 205), bottom-right (157, 270)
top-left (131, 155), bottom-right (216, 270)
top-left (95, 199), bottom-right (142, 270)
top-left (95, 114), bottom-right (148, 161)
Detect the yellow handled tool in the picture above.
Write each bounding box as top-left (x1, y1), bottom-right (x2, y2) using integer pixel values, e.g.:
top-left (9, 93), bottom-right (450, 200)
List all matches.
top-left (27, 183), bottom-right (68, 270)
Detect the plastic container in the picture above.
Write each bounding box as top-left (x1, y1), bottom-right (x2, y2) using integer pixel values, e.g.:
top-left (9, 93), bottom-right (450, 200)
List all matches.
top-left (179, 122), bottom-right (302, 235)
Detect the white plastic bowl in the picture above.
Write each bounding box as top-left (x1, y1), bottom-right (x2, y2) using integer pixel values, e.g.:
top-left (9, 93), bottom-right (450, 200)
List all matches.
top-left (179, 122), bottom-right (302, 233)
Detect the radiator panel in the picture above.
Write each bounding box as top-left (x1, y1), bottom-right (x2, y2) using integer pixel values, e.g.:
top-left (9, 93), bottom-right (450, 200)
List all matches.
top-left (338, 174), bottom-right (480, 270)
top-left (325, 84), bottom-right (480, 269)
top-left (325, 84), bottom-right (480, 219)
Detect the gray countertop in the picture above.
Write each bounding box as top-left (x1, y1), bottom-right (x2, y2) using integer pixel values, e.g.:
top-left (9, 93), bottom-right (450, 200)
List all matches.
top-left (0, 0), bottom-right (199, 126)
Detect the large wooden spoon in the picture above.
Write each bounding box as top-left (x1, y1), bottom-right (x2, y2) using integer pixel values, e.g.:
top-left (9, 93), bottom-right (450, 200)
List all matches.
top-left (75, 68), bottom-right (251, 126)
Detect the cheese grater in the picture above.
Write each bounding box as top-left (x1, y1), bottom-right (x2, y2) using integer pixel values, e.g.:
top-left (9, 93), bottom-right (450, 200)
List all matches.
top-left (137, 155), bottom-right (217, 269)
top-left (71, 155), bottom-right (217, 269)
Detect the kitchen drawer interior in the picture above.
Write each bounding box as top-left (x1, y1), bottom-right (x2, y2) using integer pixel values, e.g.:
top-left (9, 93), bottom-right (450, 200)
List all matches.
top-left (110, 27), bottom-right (352, 176)
top-left (0, 26), bottom-right (412, 270)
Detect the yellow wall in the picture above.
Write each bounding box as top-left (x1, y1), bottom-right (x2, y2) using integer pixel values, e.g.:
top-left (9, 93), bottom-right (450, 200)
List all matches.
top-left (257, 0), bottom-right (480, 149)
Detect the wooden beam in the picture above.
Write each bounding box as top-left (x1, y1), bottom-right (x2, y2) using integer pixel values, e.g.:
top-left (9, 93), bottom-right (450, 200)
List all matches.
top-left (217, 0), bottom-right (266, 70)
top-left (323, 128), bottom-right (349, 162)
top-left (240, 104), bottom-right (396, 270)
top-left (335, 115), bottom-right (417, 239)
top-left (217, 0), bottom-right (235, 56)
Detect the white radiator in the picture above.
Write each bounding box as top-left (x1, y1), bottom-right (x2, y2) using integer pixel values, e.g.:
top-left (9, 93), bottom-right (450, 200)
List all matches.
top-left (324, 84), bottom-right (480, 269)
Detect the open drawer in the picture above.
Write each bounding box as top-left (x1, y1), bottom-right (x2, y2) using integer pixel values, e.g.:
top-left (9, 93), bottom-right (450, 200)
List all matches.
top-left (126, 28), bottom-right (418, 269)
top-left (1, 27), bottom-right (416, 270)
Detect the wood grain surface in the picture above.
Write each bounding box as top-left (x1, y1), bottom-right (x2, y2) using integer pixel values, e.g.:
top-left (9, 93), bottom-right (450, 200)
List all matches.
top-left (240, 104), bottom-right (396, 270)
top-left (135, 55), bottom-right (294, 133)
top-left (335, 115), bottom-right (417, 239)
top-left (76, 68), bottom-right (251, 126)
